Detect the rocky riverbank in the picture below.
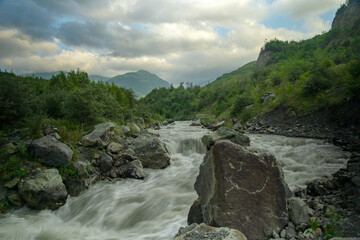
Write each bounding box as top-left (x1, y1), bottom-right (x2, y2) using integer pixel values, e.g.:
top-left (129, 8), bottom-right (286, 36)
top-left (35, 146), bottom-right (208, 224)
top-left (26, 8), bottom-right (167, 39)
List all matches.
top-left (0, 120), bottom-right (171, 212)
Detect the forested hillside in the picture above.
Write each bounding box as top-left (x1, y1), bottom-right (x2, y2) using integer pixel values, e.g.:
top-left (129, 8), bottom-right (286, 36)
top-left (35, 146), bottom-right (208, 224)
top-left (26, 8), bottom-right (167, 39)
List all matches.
top-left (140, 0), bottom-right (360, 123)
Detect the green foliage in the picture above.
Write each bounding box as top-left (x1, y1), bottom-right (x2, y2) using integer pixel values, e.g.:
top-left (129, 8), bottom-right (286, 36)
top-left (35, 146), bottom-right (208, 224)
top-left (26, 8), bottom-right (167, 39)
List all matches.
top-left (231, 96), bottom-right (253, 117)
top-left (0, 153), bottom-right (29, 182)
top-left (307, 207), bottom-right (344, 240)
top-left (58, 162), bottom-right (77, 180)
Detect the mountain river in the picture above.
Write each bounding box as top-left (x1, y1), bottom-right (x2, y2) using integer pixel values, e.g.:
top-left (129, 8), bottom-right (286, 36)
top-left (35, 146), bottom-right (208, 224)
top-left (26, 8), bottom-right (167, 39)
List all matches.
top-left (0, 121), bottom-right (350, 240)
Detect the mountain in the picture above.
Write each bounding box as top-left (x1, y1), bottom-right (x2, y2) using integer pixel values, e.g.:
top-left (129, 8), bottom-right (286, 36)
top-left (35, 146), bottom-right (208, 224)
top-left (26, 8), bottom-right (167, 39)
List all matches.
top-left (107, 70), bottom-right (170, 98)
top-left (89, 75), bottom-right (110, 82)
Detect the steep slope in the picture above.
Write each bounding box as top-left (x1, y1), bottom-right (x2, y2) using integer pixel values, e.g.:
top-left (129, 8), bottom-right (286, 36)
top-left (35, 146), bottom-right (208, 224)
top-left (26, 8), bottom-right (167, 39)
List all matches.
top-left (107, 70), bottom-right (170, 98)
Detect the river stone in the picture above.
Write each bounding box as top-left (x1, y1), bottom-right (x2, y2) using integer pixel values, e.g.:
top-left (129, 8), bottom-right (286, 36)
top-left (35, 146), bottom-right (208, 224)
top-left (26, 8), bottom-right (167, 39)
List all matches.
top-left (191, 140), bottom-right (289, 239)
top-left (130, 132), bottom-right (170, 169)
top-left (18, 169), bottom-right (68, 210)
top-left (4, 177), bottom-right (21, 189)
top-left (73, 161), bottom-right (89, 176)
top-left (63, 178), bottom-right (88, 196)
top-left (28, 135), bottom-right (73, 167)
top-left (134, 118), bottom-right (145, 129)
top-left (118, 160), bottom-right (145, 179)
top-left (175, 223), bottom-right (247, 240)
top-left (107, 142), bottom-right (123, 155)
top-left (201, 127), bottom-right (250, 149)
top-left (288, 197), bottom-right (310, 226)
top-left (121, 125), bottom-right (131, 136)
top-left (82, 122), bottom-right (115, 147)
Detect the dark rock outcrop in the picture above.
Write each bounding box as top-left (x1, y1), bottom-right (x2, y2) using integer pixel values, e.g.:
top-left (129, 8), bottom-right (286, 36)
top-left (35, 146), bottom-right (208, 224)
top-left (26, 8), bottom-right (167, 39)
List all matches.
top-left (190, 140), bottom-right (289, 239)
top-left (28, 136), bottom-right (73, 167)
top-left (18, 169), bottom-right (68, 210)
top-left (175, 223), bottom-right (247, 240)
top-left (130, 132), bottom-right (170, 169)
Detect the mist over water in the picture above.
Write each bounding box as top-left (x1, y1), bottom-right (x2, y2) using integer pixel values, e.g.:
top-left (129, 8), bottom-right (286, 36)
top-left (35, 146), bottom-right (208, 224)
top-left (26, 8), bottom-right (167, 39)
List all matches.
top-left (0, 122), bottom-right (349, 240)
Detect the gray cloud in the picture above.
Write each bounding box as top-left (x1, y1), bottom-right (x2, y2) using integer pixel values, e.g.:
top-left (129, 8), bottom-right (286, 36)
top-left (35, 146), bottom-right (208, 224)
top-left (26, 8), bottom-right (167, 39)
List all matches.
top-left (0, 0), bottom-right (345, 84)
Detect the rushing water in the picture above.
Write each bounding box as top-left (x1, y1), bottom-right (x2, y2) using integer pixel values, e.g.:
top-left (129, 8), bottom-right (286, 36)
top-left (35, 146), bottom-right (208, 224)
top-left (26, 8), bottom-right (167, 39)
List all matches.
top-left (0, 122), bottom-right (349, 240)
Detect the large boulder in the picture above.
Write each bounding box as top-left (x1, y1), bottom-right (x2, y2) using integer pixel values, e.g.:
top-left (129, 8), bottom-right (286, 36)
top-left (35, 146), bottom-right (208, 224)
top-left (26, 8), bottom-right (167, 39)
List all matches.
top-left (191, 140), bottom-right (289, 239)
top-left (130, 132), bottom-right (170, 169)
top-left (201, 127), bottom-right (250, 149)
top-left (18, 169), bottom-right (68, 210)
top-left (28, 135), bottom-right (73, 167)
top-left (82, 122), bottom-right (115, 147)
top-left (175, 223), bottom-right (247, 240)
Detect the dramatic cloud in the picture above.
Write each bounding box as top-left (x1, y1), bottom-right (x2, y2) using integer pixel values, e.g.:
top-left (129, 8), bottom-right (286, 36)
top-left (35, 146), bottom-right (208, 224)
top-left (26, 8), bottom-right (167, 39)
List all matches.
top-left (0, 0), bottom-right (345, 83)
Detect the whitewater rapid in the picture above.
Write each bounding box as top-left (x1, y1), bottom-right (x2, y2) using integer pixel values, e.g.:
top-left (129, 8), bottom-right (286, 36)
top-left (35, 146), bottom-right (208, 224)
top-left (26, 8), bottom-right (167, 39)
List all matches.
top-left (0, 122), bottom-right (349, 240)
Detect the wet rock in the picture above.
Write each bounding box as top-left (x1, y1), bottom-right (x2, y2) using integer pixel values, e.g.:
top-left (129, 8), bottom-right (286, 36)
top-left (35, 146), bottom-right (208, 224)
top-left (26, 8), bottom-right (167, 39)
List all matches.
top-left (63, 178), bottom-right (88, 196)
top-left (211, 120), bottom-right (225, 131)
top-left (307, 179), bottom-right (328, 196)
top-left (288, 197), bottom-right (310, 226)
top-left (28, 135), bottom-right (73, 167)
top-left (191, 140), bottom-right (289, 239)
top-left (187, 199), bottom-right (203, 224)
top-left (118, 160), bottom-right (145, 179)
top-left (201, 127), bottom-right (250, 149)
top-left (6, 191), bottom-right (23, 206)
top-left (175, 223), bottom-right (247, 240)
top-left (18, 169), bottom-right (68, 210)
top-left (82, 122), bottom-right (115, 147)
top-left (130, 132), bottom-right (170, 169)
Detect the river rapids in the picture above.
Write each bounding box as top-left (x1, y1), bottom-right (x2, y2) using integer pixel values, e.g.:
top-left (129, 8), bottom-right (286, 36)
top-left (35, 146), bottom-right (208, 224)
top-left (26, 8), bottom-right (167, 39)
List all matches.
top-left (0, 122), bottom-right (349, 240)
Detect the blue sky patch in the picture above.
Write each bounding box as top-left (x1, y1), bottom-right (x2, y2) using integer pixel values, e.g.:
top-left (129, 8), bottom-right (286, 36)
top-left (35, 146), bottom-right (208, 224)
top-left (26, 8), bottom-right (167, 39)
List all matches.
top-left (260, 14), bottom-right (306, 32)
top-left (214, 26), bottom-right (230, 37)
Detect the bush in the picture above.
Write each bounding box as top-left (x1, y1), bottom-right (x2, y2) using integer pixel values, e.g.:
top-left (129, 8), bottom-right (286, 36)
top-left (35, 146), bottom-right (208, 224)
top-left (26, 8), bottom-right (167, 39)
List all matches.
top-left (231, 96), bottom-right (253, 117)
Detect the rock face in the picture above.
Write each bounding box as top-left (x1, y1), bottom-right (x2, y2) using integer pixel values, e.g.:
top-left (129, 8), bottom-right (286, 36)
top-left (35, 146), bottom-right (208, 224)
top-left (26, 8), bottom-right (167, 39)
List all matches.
top-left (82, 122), bottom-right (115, 146)
top-left (175, 223), bottom-right (247, 240)
top-left (191, 140), bottom-right (289, 239)
top-left (130, 132), bottom-right (170, 169)
top-left (332, 0), bottom-right (360, 29)
top-left (202, 127), bottom-right (250, 149)
top-left (18, 169), bottom-right (68, 210)
top-left (29, 136), bottom-right (73, 167)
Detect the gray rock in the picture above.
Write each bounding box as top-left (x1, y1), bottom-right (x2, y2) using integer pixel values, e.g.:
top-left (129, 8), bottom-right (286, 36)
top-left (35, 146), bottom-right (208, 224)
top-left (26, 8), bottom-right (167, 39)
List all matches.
top-left (28, 135), bottom-right (73, 167)
top-left (260, 92), bottom-right (275, 103)
top-left (191, 140), bottom-right (289, 239)
top-left (63, 178), bottom-right (88, 196)
top-left (98, 153), bottom-right (113, 173)
top-left (130, 123), bottom-right (141, 134)
top-left (288, 197), bottom-right (310, 226)
top-left (107, 142), bottom-right (123, 155)
top-left (190, 120), bottom-right (202, 126)
top-left (82, 122), bottom-right (115, 147)
top-left (7, 191), bottom-right (23, 206)
top-left (211, 120), bottom-right (225, 130)
top-left (130, 132), bottom-right (170, 169)
top-left (175, 223), bottom-right (247, 240)
top-left (120, 160), bottom-right (145, 179)
top-left (2, 143), bottom-right (16, 154)
top-left (49, 132), bottom-right (61, 140)
top-left (4, 177), bottom-right (20, 189)
top-left (18, 169), bottom-right (68, 210)
top-left (201, 127), bottom-right (250, 149)
top-left (73, 161), bottom-right (89, 176)
top-left (42, 125), bottom-right (56, 135)
top-left (233, 121), bottom-right (243, 131)
top-left (187, 199), bottom-right (203, 224)
top-left (134, 118), bottom-right (145, 129)
top-left (121, 125), bottom-right (131, 136)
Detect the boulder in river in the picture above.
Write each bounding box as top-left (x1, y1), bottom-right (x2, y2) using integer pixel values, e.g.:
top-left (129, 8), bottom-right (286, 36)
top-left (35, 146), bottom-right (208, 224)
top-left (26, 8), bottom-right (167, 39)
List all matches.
top-left (82, 122), bottom-right (115, 147)
top-left (28, 135), bottom-right (73, 167)
top-left (175, 223), bottom-right (247, 240)
top-left (130, 132), bottom-right (170, 169)
top-left (18, 169), bottom-right (68, 210)
top-left (201, 127), bottom-right (250, 149)
top-left (190, 140), bottom-right (290, 239)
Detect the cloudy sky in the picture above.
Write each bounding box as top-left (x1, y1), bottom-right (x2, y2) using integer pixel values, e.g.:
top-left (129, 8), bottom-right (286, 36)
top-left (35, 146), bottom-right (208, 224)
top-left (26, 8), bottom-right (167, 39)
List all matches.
top-left (0, 0), bottom-right (344, 84)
